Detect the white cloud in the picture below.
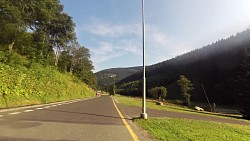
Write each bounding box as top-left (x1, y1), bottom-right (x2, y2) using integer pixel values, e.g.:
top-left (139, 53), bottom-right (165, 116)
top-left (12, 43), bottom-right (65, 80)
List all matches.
top-left (116, 39), bottom-right (142, 55)
top-left (90, 42), bottom-right (119, 63)
top-left (83, 20), bottom-right (180, 71)
top-left (83, 21), bottom-right (141, 37)
top-left (87, 23), bottom-right (123, 36)
top-left (146, 26), bottom-right (171, 47)
top-left (82, 20), bottom-right (144, 71)
top-left (90, 39), bottom-right (142, 72)
top-left (151, 32), bottom-right (169, 46)
top-left (91, 42), bottom-right (114, 55)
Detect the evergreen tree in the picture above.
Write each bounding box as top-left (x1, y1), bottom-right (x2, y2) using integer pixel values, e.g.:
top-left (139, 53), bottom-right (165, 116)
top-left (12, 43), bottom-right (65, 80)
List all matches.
top-left (235, 51), bottom-right (250, 119)
top-left (177, 75), bottom-right (194, 106)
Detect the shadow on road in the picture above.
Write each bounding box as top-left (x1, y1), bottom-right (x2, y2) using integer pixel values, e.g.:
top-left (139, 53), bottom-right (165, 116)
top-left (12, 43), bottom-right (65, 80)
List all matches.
top-left (45, 109), bottom-right (131, 120)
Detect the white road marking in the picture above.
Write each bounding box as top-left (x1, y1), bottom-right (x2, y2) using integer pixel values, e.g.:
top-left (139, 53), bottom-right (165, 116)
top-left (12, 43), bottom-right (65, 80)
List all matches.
top-left (0, 115), bottom-right (3, 117)
top-left (9, 112), bottom-right (21, 115)
top-left (37, 107), bottom-right (43, 110)
top-left (24, 110), bottom-right (34, 112)
top-left (44, 106), bottom-right (51, 109)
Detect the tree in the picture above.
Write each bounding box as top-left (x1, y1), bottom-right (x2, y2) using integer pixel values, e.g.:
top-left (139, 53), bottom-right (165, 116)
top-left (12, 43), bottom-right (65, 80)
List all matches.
top-left (0, 0), bottom-right (96, 89)
top-left (48, 13), bottom-right (76, 66)
top-left (58, 50), bottom-right (72, 72)
top-left (177, 75), bottom-right (194, 106)
top-left (235, 51), bottom-right (250, 119)
top-left (148, 86), bottom-right (167, 101)
top-left (0, 0), bottom-right (76, 63)
top-left (0, 0), bottom-right (26, 52)
top-left (70, 45), bottom-right (96, 87)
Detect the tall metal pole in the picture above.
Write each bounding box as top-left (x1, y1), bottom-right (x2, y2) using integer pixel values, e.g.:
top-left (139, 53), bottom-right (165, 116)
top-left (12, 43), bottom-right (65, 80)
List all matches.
top-left (140, 0), bottom-right (147, 119)
top-left (113, 76), bottom-right (116, 95)
top-left (111, 75), bottom-right (116, 95)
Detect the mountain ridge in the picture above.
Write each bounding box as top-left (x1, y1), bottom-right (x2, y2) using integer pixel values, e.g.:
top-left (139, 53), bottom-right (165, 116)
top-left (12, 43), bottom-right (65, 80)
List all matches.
top-left (115, 28), bottom-right (250, 105)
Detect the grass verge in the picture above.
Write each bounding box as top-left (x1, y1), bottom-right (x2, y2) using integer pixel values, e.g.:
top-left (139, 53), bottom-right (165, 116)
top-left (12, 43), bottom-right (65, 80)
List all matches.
top-left (134, 118), bottom-right (250, 141)
top-left (114, 95), bottom-right (247, 121)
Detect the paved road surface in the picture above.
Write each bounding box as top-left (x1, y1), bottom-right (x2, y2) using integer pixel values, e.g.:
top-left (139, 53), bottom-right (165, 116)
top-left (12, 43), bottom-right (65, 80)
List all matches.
top-left (0, 96), bottom-right (137, 141)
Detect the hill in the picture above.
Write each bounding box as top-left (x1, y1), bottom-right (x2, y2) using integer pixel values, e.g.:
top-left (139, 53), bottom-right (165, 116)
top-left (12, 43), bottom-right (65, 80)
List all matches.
top-left (117, 28), bottom-right (250, 105)
top-left (0, 61), bottom-right (95, 108)
top-left (95, 67), bottom-right (142, 90)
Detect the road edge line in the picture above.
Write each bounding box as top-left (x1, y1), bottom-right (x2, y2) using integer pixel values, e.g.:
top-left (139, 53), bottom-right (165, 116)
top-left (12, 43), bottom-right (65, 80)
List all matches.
top-left (0, 97), bottom-right (96, 113)
top-left (112, 97), bottom-right (140, 141)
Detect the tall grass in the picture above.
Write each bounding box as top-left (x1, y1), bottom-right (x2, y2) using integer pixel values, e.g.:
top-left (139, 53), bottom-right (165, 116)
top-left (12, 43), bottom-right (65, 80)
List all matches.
top-left (0, 62), bottom-right (95, 108)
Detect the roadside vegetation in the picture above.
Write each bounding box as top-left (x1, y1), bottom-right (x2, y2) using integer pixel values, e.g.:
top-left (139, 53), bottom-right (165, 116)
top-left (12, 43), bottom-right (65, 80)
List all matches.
top-left (0, 62), bottom-right (95, 108)
top-left (135, 118), bottom-right (250, 141)
top-left (148, 86), bottom-right (167, 102)
top-left (114, 95), bottom-right (244, 120)
top-left (0, 0), bottom-right (96, 108)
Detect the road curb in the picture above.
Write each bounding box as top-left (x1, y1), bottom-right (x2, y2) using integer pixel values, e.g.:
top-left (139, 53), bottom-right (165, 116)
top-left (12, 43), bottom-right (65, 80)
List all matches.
top-left (0, 97), bottom-right (96, 113)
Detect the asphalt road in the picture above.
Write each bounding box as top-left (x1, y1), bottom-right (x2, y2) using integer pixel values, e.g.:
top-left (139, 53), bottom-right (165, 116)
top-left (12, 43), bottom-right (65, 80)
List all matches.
top-left (0, 96), bottom-right (136, 141)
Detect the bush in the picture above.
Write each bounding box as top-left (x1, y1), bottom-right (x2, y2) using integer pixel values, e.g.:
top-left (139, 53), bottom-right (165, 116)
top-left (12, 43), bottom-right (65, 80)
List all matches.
top-left (0, 51), bottom-right (8, 63)
top-left (148, 86), bottom-right (167, 101)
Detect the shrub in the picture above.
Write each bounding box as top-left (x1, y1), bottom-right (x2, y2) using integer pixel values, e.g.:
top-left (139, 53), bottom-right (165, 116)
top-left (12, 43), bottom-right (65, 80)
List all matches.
top-left (148, 86), bottom-right (167, 101)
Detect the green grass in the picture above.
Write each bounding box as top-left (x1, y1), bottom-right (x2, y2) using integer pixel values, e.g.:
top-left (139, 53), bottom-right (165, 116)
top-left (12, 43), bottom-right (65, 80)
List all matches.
top-left (115, 95), bottom-right (190, 112)
top-left (135, 118), bottom-right (250, 141)
top-left (114, 95), bottom-right (245, 120)
top-left (114, 94), bottom-right (208, 113)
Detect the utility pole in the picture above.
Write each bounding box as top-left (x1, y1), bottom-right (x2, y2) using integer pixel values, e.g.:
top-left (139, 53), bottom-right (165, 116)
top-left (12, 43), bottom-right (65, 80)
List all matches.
top-left (140, 0), bottom-right (147, 119)
top-left (201, 84), bottom-right (212, 112)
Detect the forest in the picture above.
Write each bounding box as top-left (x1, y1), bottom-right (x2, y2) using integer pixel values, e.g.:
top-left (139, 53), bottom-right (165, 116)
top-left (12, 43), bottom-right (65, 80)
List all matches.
top-left (95, 66), bottom-right (142, 91)
top-left (116, 28), bottom-right (250, 118)
top-left (0, 0), bottom-right (96, 108)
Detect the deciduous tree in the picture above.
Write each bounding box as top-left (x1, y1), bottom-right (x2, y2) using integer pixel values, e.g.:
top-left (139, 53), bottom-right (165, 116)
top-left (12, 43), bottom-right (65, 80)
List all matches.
top-left (148, 86), bottom-right (167, 101)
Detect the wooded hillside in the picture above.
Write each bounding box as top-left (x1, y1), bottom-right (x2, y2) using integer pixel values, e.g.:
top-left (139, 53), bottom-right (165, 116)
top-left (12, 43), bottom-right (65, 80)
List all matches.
top-left (118, 28), bottom-right (250, 105)
top-left (95, 67), bottom-right (141, 90)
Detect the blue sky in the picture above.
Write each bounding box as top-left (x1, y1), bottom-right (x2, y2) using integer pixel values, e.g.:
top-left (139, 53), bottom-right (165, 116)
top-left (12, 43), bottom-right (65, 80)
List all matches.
top-left (60, 0), bottom-right (250, 72)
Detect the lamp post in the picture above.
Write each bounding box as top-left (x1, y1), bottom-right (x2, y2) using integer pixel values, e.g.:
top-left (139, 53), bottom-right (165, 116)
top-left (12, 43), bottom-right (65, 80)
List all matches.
top-left (110, 75), bottom-right (116, 95)
top-left (140, 0), bottom-right (147, 119)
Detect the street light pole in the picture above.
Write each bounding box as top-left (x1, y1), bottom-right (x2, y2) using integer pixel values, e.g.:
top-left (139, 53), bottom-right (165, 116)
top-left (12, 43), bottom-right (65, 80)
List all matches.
top-left (140, 0), bottom-right (147, 119)
top-left (111, 75), bottom-right (116, 95)
top-left (113, 76), bottom-right (116, 95)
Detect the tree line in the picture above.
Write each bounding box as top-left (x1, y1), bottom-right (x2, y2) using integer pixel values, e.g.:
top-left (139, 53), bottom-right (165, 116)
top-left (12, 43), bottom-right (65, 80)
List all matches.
top-left (0, 0), bottom-right (96, 88)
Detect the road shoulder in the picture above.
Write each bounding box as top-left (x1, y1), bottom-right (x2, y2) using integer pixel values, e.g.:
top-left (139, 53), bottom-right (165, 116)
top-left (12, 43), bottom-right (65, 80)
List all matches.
top-left (112, 97), bottom-right (154, 141)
